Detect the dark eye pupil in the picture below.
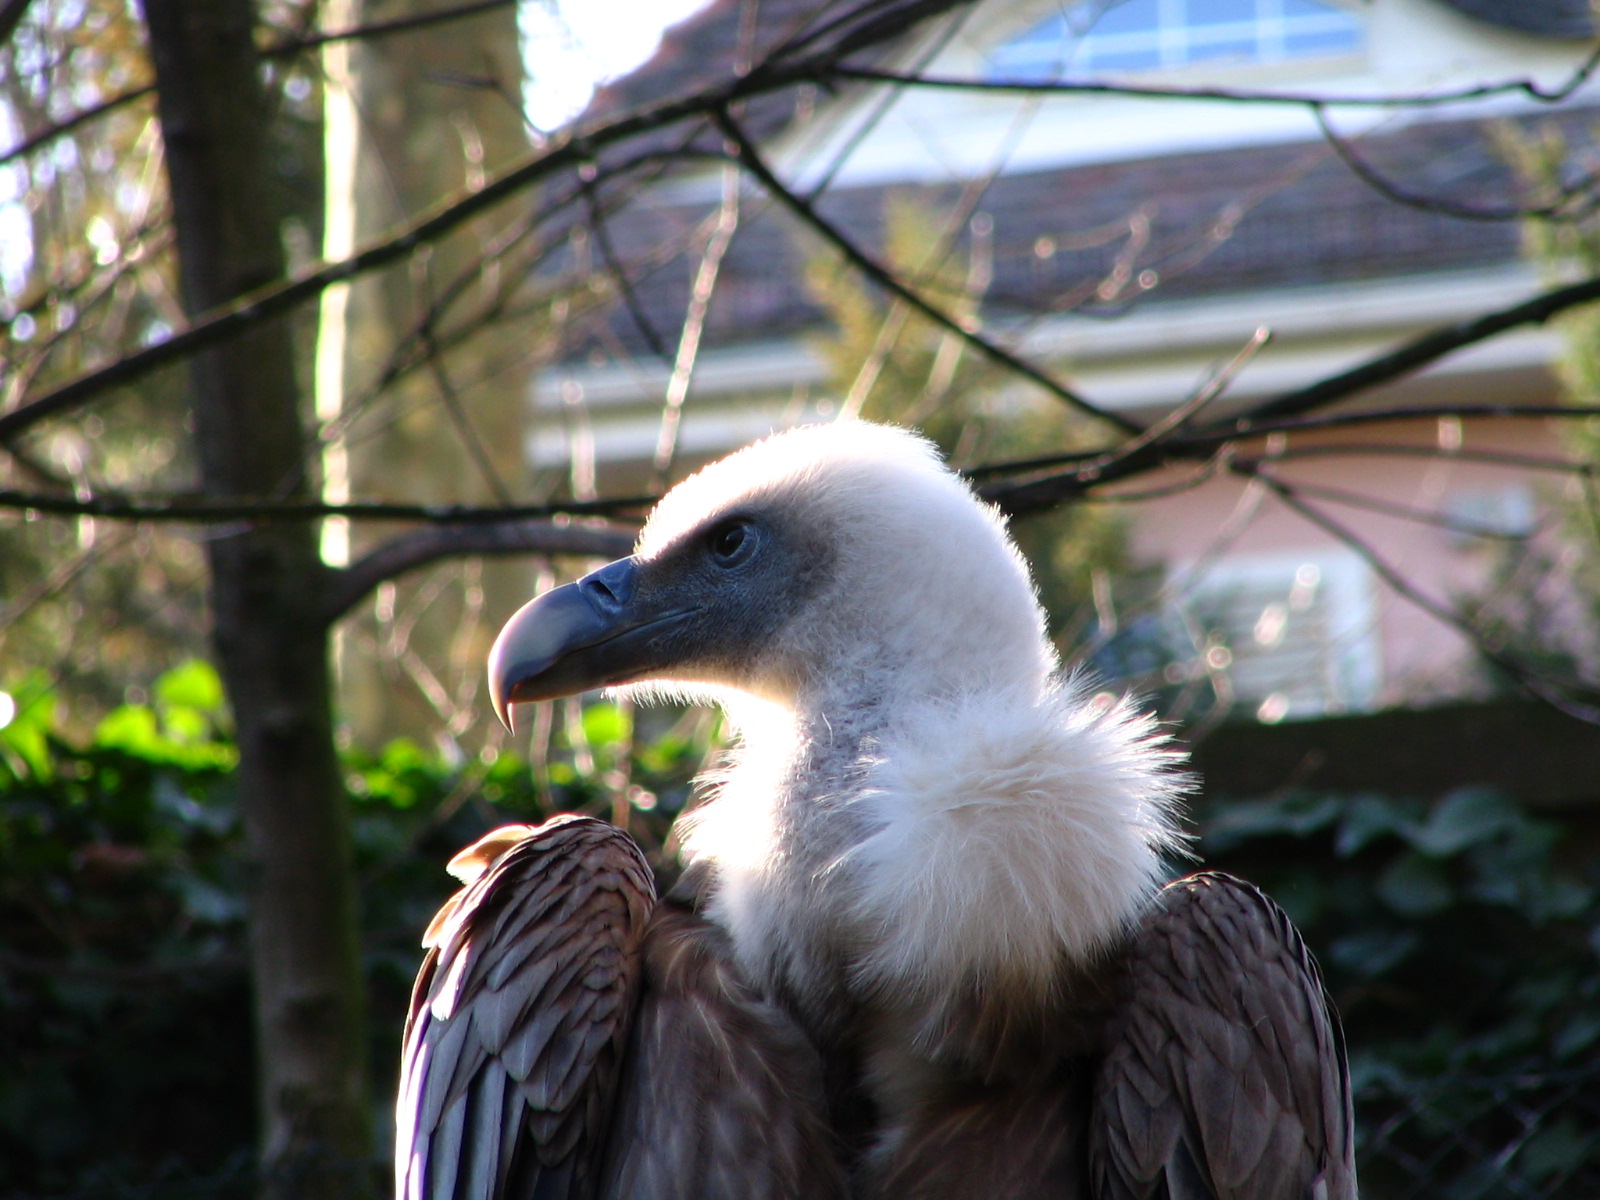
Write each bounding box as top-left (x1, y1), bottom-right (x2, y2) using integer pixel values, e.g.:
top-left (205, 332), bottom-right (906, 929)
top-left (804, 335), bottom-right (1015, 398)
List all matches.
top-left (711, 522), bottom-right (748, 560)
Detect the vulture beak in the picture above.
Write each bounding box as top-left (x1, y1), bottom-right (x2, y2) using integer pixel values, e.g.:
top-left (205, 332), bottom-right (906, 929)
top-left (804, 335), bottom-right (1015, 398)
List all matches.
top-left (487, 557), bottom-right (689, 732)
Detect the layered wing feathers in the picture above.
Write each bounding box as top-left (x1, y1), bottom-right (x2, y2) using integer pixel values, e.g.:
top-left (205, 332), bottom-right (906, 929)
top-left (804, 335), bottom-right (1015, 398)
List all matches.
top-left (397, 816), bottom-right (655, 1200)
top-left (397, 816), bottom-right (847, 1200)
top-left (1091, 872), bottom-right (1356, 1200)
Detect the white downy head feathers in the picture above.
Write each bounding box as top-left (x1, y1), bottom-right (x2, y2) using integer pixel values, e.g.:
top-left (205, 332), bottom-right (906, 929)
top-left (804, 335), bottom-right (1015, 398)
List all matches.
top-left (634, 421), bottom-right (1187, 996)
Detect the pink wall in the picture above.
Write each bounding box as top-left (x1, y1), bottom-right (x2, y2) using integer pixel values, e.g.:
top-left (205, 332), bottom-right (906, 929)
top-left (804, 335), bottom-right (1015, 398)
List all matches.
top-left (1118, 414), bottom-right (1579, 711)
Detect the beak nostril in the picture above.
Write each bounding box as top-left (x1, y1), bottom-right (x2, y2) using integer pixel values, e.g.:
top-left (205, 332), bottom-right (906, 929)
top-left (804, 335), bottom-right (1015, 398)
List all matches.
top-left (580, 557), bottom-right (637, 614)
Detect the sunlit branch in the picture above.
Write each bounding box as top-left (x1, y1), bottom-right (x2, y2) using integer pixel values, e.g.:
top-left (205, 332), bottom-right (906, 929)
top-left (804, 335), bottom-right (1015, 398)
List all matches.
top-left (1070, 326), bottom-right (1270, 481)
top-left (970, 404), bottom-right (1600, 484)
top-left (1, 0), bottom-right (980, 445)
top-left (323, 521), bottom-right (635, 624)
top-left (653, 164), bottom-right (741, 484)
top-left (0, 3), bottom-right (520, 170)
top-left (0, 84), bottom-right (156, 168)
top-left (0, 142), bottom-right (717, 447)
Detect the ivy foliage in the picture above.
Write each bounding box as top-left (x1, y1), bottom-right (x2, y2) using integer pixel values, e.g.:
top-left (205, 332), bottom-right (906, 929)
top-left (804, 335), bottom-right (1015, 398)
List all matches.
top-left (2, 663), bottom-right (1597, 1197)
top-left (1198, 785), bottom-right (1600, 1198)
top-left (0, 662), bottom-right (699, 1199)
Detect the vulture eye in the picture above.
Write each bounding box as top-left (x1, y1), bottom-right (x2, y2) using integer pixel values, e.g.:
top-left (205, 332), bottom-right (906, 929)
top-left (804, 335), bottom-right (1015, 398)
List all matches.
top-left (706, 519), bottom-right (757, 567)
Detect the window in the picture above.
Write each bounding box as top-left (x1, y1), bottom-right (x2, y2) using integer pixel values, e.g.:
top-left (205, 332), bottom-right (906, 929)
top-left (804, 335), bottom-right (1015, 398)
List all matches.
top-left (1175, 550), bottom-right (1380, 722)
top-left (989, 0), bottom-right (1363, 79)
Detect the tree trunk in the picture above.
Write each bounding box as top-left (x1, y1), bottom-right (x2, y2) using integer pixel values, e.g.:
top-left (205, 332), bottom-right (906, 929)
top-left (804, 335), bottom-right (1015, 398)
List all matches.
top-left (138, 3), bottom-right (373, 1196)
top-left (321, 0), bottom-right (534, 753)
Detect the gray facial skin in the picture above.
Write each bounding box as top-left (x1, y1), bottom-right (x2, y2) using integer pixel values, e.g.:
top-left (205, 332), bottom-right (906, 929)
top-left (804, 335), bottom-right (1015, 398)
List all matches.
top-left (487, 508), bottom-right (833, 731)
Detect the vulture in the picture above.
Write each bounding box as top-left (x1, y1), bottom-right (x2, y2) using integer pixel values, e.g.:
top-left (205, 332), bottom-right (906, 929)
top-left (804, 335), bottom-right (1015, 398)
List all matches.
top-left (396, 422), bottom-right (1356, 1200)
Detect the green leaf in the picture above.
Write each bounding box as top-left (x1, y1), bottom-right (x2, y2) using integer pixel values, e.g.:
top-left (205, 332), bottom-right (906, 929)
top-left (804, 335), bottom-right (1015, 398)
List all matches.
top-left (1376, 851), bottom-right (1454, 917)
top-left (1407, 788), bottom-right (1521, 858)
top-left (1329, 928), bottom-right (1419, 977)
top-left (0, 676), bottom-right (60, 779)
top-left (161, 705), bottom-right (210, 745)
top-left (1335, 792), bottom-right (1413, 857)
top-left (1202, 792), bottom-right (1340, 851)
top-left (95, 705), bottom-right (165, 759)
top-left (581, 702), bottom-right (631, 750)
top-left (153, 660), bottom-right (225, 715)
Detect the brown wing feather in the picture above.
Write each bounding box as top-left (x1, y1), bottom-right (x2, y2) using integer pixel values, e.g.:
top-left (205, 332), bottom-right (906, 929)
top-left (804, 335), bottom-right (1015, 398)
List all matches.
top-left (599, 901), bottom-right (850, 1200)
top-left (1091, 872), bottom-right (1356, 1200)
top-left (396, 815), bottom-right (655, 1200)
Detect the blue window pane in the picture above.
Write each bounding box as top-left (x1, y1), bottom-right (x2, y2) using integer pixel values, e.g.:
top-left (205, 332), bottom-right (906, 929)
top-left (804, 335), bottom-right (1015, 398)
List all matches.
top-left (1285, 26), bottom-right (1362, 55)
top-left (1091, 0), bottom-right (1161, 36)
top-left (1189, 0), bottom-right (1265, 20)
top-left (986, 0), bottom-right (1362, 79)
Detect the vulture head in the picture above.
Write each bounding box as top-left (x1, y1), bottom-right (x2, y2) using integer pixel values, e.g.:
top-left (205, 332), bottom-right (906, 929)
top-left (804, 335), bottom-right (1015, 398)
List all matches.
top-left (490, 422), bottom-right (1050, 722)
top-left (489, 422), bottom-right (1184, 1067)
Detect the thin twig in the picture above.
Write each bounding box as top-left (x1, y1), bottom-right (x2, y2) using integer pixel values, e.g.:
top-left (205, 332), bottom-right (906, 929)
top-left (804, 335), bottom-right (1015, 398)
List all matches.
top-left (829, 44), bottom-right (1600, 109)
top-left (1241, 274), bottom-right (1600, 424)
top-left (1247, 463), bottom-right (1600, 724)
top-left (1073, 326), bottom-right (1270, 481)
top-left (1311, 105), bottom-right (1600, 224)
top-left (653, 163), bottom-right (742, 485)
top-left (711, 105), bottom-right (1134, 432)
top-left (0, 488), bottom-right (655, 523)
top-left (1248, 470), bottom-right (1538, 542)
top-left (0, 2), bottom-right (522, 168)
top-left (324, 520), bottom-right (634, 624)
top-left (3, 1), bottom-right (983, 445)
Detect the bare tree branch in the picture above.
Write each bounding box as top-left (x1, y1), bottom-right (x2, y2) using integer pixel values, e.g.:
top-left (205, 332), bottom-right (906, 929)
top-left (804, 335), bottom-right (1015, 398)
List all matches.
top-left (1253, 472), bottom-right (1543, 542)
top-left (1, 2), bottom-right (978, 445)
top-left (0, 2), bottom-right (521, 167)
top-left (0, 488), bottom-right (653, 522)
top-left (0, 144), bottom-right (708, 445)
top-left (653, 163), bottom-right (742, 484)
top-left (1245, 463), bottom-right (1600, 723)
top-left (0, 85), bottom-right (157, 168)
top-left (269, 0), bottom-right (516, 57)
top-left (970, 404), bottom-right (1600, 485)
top-left (1244, 273), bottom-right (1600, 425)
top-left (831, 44), bottom-right (1600, 108)
top-left (323, 520), bottom-right (635, 624)
top-left (0, 0), bottom-right (35, 46)
top-left (1311, 105), bottom-right (1600, 223)
top-left (710, 104), bottom-right (1136, 432)
top-left (984, 264), bottom-right (1600, 514)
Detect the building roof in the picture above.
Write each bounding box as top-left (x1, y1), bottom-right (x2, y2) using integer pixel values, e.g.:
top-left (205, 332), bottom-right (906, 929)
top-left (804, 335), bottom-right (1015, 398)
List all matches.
top-left (558, 1), bottom-right (1597, 362)
top-left (1438, 0), bottom-right (1597, 39)
top-left (561, 107), bottom-right (1580, 361)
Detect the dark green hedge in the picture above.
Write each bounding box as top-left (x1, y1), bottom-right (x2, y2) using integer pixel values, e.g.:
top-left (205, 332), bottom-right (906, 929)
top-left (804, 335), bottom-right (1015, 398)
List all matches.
top-left (3, 664), bottom-right (1597, 1198)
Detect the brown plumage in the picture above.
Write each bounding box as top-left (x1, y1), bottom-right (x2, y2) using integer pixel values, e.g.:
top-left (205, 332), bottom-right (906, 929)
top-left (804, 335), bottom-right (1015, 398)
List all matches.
top-left (396, 424), bottom-right (1356, 1199)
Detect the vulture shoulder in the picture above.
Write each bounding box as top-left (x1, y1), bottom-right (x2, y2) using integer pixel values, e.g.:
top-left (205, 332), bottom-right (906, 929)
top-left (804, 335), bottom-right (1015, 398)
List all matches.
top-left (1091, 872), bottom-right (1356, 1200)
top-left (395, 816), bottom-right (847, 1200)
